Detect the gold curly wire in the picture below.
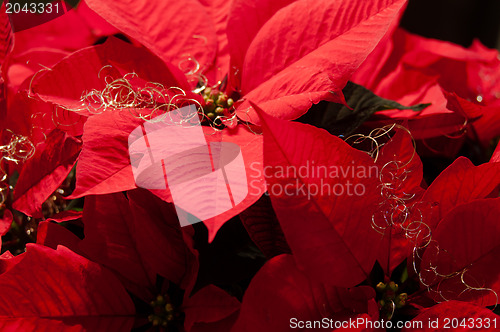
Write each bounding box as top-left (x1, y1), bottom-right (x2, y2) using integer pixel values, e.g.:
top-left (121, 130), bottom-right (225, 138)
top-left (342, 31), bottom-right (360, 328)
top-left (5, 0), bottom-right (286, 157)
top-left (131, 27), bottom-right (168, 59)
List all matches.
top-left (346, 124), bottom-right (425, 241)
top-left (346, 123), bottom-right (497, 307)
top-left (416, 239), bottom-right (498, 307)
top-left (27, 65), bottom-right (52, 99)
top-left (0, 130), bottom-right (36, 205)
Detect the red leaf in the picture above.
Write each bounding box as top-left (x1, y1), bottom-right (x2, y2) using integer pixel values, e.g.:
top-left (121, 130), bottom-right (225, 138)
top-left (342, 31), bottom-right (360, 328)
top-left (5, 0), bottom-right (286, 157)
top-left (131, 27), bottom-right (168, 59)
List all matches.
top-left (45, 210), bottom-right (82, 223)
top-left (12, 129), bottom-right (81, 217)
top-left (236, 0), bottom-right (407, 123)
top-left (231, 254), bottom-right (377, 332)
top-left (0, 2), bottom-right (13, 118)
top-left (403, 301), bottom-right (499, 331)
top-left (73, 106), bottom-right (265, 240)
top-left (421, 157), bottom-right (500, 230)
top-left (5, 48), bottom-right (68, 102)
top-left (0, 209), bottom-right (11, 236)
top-left (79, 193), bottom-right (155, 301)
top-left (69, 110), bottom-right (141, 198)
top-left (0, 317), bottom-right (134, 332)
top-left (0, 251), bottom-right (20, 275)
top-left (0, 244), bottom-right (135, 317)
top-left (183, 285), bottom-right (240, 331)
top-left (148, 124), bottom-right (266, 241)
top-left (198, 0), bottom-right (233, 84)
top-left (420, 199), bottom-right (500, 306)
top-left (127, 189), bottom-right (199, 291)
top-left (227, 0), bottom-right (296, 90)
top-left (442, 91), bottom-right (483, 121)
top-left (31, 37), bottom-right (189, 112)
top-left (191, 313), bottom-right (239, 332)
top-left (375, 128), bottom-right (423, 193)
top-left (200, 125), bottom-right (266, 241)
top-left (0, 209), bottom-right (12, 251)
top-left (85, 0), bottom-right (218, 73)
top-left (36, 221), bottom-right (82, 256)
top-left (491, 141), bottom-right (500, 163)
top-left (373, 128), bottom-right (425, 274)
top-left (366, 72), bottom-right (470, 140)
top-left (0, 3), bottom-right (13, 64)
top-left (469, 102), bottom-right (500, 145)
top-left (255, 102), bottom-right (382, 287)
top-left (239, 194), bottom-right (291, 258)
top-left (355, 28), bottom-right (500, 141)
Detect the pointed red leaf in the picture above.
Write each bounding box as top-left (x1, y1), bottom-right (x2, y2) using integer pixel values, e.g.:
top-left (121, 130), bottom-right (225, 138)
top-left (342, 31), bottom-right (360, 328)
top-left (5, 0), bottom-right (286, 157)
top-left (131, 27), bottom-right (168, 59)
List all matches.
top-left (12, 129), bottom-right (81, 217)
top-left (232, 254), bottom-right (378, 332)
top-left (198, 0), bottom-right (232, 84)
top-left (85, 0), bottom-right (217, 73)
top-left (73, 106), bottom-right (265, 241)
top-left (148, 124), bottom-right (266, 242)
top-left (200, 125), bottom-right (266, 241)
top-left (421, 157), bottom-right (500, 230)
top-left (255, 103), bottom-right (382, 287)
top-left (236, 0), bottom-right (407, 123)
top-left (31, 37), bottom-right (189, 111)
top-left (127, 189), bottom-right (199, 290)
top-left (0, 2), bottom-right (13, 120)
top-left (0, 209), bottom-right (12, 251)
top-left (69, 110), bottom-right (141, 198)
top-left (0, 244), bottom-right (135, 317)
top-left (403, 301), bottom-right (499, 331)
top-left (239, 194), bottom-right (291, 258)
top-left (0, 3), bottom-right (13, 64)
top-left (79, 193), bottom-right (155, 301)
top-left (420, 199), bottom-right (500, 306)
top-left (183, 285), bottom-right (240, 331)
top-left (36, 221), bottom-right (83, 256)
top-left (227, 0), bottom-right (296, 90)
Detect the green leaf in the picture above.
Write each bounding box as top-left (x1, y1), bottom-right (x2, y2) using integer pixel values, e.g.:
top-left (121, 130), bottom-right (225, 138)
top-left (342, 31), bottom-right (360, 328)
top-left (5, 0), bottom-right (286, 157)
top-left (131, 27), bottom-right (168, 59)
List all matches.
top-left (296, 81), bottom-right (430, 136)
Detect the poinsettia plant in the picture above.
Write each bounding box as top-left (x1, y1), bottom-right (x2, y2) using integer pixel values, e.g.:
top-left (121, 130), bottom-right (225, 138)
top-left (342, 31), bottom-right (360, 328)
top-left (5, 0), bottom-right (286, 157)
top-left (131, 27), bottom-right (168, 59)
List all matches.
top-left (0, 0), bottom-right (499, 331)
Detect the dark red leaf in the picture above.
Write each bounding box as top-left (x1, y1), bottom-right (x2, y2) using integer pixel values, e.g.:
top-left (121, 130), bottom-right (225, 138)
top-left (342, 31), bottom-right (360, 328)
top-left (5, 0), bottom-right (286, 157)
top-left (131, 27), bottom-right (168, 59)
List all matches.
top-left (0, 317), bottom-right (134, 332)
top-left (0, 244), bottom-right (135, 317)
top-left (127, 189), bottom-right (199, 291)
top-left (239, 194), bottom-right (291, 258)
top-left (231, 254), bottom-right (378, 332)
top-left (255, 102), bottom-right (382, 287)
top-left (36, 221), bottom-right (82, 256)
top-left (420, 199), bottom-right (500, 306)
top-left (183, 285), bottom-right (240, 331)
top-left (79, 193), bottom-right (155, 301)
top-left (12, 129), bottom-right (81, 217)
top-left (0, 209), bottom-right (12, 251)
top-left (421, 157), bottom-right (500, 230)
top-left (0, 3), bottom-right (13, 65)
